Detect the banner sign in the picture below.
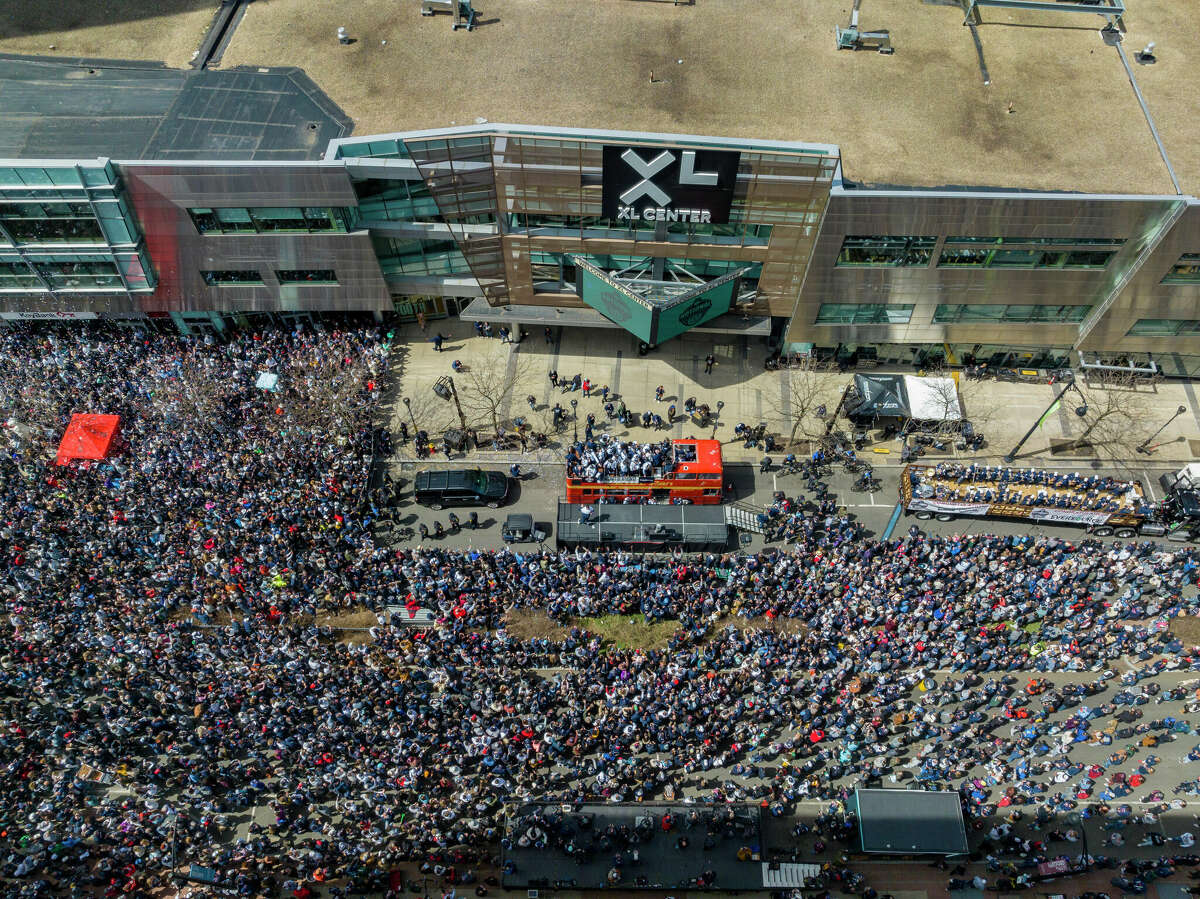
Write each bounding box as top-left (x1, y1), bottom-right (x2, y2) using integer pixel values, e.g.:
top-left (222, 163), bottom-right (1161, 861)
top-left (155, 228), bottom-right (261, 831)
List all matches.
top-left (602, 146), bottom-right (739, 225)
top-left (653, 268), bottom-right (745, 344)
top-left (575, 258), bottom-right (655, 343)
top-left (1028, 507), bottom-right (1112, 526)
top-left (907, 498), bottom-right (1115, 526)
top-left (906, 499), bottom-right (991, 517)
top-left (0, 311), bottom-right (98, 320)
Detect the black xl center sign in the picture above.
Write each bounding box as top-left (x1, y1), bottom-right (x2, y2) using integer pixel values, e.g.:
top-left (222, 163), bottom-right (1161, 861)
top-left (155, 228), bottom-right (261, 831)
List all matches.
top-left (602, 145), bottom-right (740, 225)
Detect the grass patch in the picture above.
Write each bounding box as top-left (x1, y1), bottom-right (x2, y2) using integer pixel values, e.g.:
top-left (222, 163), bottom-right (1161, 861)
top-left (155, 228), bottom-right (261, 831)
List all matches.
top-left (1171, 615), bottom-right (1200, 647)
top-left (579, 615), bottom-right (681, 650)
top-left (504, 608), bottom-right (570, 642)
top-left (726, 615), bottom-right (808, 637)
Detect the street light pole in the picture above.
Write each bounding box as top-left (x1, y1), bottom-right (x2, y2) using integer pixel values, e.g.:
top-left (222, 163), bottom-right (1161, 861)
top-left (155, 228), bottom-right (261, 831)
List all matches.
top-left (1137, 404), bottom-right (1188, 454)
top-left (571, 398), bottom-right (578, 442)
top-left (1003, 380), bottom-right (1087, 464)
top-left (402, 396), bottom-right (418, 434)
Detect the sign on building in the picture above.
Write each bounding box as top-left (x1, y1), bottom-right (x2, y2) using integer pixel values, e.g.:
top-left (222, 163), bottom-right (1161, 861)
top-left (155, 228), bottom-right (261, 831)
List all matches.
top-left (602, 146), bottom-right (739, 225)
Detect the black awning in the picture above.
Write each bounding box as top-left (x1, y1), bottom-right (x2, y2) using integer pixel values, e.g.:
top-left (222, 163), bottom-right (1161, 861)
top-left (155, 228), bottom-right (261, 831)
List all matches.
top-left (846, 374), bottom-right (910, 421)
top-left (853, 788), bottom-right (968, 855)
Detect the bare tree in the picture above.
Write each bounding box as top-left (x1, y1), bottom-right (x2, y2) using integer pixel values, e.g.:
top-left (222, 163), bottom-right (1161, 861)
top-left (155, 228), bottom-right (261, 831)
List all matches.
top-left (1066, 375), bottom-right (1152, 459)
top-left (768, 359), bottom-right (844, 449)
top-left (454, 344), bottom-right (532, 439)
top-left (143, 354), bottom-right (229, 425)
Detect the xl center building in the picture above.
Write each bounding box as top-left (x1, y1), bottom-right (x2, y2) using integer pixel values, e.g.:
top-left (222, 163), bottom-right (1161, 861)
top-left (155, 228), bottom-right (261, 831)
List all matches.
top-left (1, 0), bottom-right (1199, 371)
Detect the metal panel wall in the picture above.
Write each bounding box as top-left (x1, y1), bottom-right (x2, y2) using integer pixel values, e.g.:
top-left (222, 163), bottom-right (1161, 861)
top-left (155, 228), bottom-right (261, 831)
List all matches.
top-left (789, 189), bottom-right (1180, 350)
top-left (1082, 200), bottom-right (1200, 358)
top-left (121, 164), bottom-right (390, 312)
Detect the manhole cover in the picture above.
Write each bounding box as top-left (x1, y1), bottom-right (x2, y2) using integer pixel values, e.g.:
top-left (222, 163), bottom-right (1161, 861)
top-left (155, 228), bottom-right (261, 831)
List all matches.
top-left (1048, 439), bottom-right (1095, 457)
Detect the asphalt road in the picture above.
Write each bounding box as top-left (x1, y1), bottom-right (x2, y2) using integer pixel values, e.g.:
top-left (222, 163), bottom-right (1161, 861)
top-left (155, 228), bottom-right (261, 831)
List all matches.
top-left (382, 456), bottom-right (1192, 552)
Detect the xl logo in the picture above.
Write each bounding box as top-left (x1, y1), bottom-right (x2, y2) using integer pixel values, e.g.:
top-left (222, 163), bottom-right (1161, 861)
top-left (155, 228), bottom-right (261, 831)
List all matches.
top-left (602, 145), bottom-right (739, 225)
top-left (619, 149), bottom-right (718, 207)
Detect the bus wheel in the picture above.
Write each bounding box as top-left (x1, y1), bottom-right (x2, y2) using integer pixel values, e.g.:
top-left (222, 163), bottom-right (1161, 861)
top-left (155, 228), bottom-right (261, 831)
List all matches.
top-left (1115, 528), bottom-right (1136, 538)
top-left (1092, 526), bottom-right (1114, 537)
top-left (935, 513), bottom-right (955, 522)
top-left (914, 511), bottom-right (933, 520)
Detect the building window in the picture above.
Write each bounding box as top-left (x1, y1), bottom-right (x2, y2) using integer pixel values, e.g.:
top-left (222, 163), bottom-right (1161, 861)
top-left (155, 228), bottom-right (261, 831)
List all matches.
top-left (938, 237), bottom-right (1122, 269)
top-left (276, 269), bottom-right (337, 285)
top-left (0, 202), bottom-right (105, 244)
top-left (815, 303), bottom-right (914, 324)
top-left (372, 236), bottom-right (471, 277)
top-left (1127, 318), bottom-right (1200, 336)
top-left (932, 304), bottom-right (1092, 324)
top-left (201, 270), bottom-right (263, 286)
top-left (0, 260), bottom-right (42, 289)
top-left (28, 258), bottom-right (123, 290)
top-left (188, 207), bottom-right (347, 235)
top-left (835, 236), bottom-right (937, 267)
top-left (1162, 253), bottom-right (1200, 284)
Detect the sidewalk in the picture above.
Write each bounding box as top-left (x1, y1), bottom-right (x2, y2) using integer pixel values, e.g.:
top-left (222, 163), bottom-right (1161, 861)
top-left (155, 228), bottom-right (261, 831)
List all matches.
top-left (387, 320), bottom-right (1200, 470)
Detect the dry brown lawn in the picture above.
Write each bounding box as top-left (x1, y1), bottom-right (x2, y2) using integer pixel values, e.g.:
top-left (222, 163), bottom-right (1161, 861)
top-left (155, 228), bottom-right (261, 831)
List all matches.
top-left (504, 608), bottom-right (569, 642)
top-left (1171, 615), bottom-right (1200, 648)
top-left (0, 0), bottom-right (218, 68)
top-left (579, 615), bottom-right (680, 650)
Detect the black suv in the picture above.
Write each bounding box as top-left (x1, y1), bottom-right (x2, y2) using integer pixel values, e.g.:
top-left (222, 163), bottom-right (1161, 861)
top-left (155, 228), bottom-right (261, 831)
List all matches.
top-left (413, 468), bottom-right (510, 510)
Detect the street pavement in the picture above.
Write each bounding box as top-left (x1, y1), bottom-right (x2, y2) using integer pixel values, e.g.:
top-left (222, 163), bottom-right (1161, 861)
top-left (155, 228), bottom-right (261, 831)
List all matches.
top-left (386, 319), bottom-right (1200, 470)
top-left (381, 458), bottom-right (1192, 552)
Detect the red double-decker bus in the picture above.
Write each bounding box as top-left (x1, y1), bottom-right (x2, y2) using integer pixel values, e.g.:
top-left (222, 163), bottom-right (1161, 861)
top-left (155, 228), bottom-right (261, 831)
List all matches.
top-left (565, 438), bottom-right (724, 505)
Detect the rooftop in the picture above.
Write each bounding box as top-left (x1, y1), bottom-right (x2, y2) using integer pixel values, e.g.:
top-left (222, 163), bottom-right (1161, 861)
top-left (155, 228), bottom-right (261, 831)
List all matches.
top-left (0, 54), bottom-right (349, 161)
top-left (215, 0), bottom-right (1186, 195)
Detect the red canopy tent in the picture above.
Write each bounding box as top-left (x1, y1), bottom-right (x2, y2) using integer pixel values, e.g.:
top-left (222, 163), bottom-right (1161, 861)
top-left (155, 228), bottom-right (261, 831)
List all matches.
top-left (56, 413), bottom-right (120, 466)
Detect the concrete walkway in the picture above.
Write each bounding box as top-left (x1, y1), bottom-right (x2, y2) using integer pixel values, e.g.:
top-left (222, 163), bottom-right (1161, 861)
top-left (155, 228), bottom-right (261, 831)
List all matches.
top-left (388, 321), bottom-right (1200, 470)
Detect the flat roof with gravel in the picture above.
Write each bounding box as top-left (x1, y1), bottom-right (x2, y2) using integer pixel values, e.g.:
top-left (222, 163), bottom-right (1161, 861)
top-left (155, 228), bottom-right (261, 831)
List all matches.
top-left (214, 0), bottom-right (1186, 195)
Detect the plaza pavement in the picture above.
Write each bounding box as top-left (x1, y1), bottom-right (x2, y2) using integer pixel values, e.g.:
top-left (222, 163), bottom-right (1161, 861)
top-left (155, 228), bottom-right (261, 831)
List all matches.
top-left (386, 320), bottom-right (1200, 471)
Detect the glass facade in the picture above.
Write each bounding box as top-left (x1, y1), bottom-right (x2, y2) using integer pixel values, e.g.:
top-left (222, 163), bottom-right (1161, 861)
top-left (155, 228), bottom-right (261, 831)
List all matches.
top-left (351, 178), bottom-right (441, 224)
top-left (372, 236), bottom-right (471, 277)
top-left (202, 270), bottom-right (264, 286)
top-left (0, 162), bottom-right (154, 295)
top-left (815, 303), bottom-right (914, 324)
top-left (834, 235), bottom-right (1123, 269)
top-left (932, 304), bottom-right (1093, 324)
top-left (188, 207), bottom-right (348, 235)
top-left (836, 236), bottom-right (937, 267)
top-left (936, 238), bottom-right (1113, 266)
top-left (1162, 253), bottom-right (1200, 284)
top-left (1127, 318), bottom-right (1200, 336)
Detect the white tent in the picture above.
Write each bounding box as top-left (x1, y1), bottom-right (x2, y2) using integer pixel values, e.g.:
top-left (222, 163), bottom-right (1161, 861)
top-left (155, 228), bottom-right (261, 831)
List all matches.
top-left (902, 375), bottom-right (962, 421)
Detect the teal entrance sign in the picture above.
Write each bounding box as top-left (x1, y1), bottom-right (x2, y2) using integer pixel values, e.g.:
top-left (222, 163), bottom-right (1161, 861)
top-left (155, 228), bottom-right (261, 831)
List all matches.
top-left (574, 256), bottom-right (749, 345)
top-left (577, 261), bottom-right (655, 343)
top-left (654, 269), bottom-right (741, 343)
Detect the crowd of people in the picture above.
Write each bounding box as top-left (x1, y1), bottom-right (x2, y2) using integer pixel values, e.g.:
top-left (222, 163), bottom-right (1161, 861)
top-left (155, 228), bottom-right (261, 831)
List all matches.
top-left (4, 324), bottom-right (1200, 897)
top-left (914, 463), bottom-right (1145, 514)
top-left (564, 436), bottom-right (675, 482)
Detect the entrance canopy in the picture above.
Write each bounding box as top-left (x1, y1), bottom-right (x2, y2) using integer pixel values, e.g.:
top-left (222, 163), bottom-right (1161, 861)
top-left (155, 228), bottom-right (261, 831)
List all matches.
top-left (573, 256), bottom-right (750, 345)
top-left (850, 788), bottom-right (968, 855)
top-left (56, 413), bottom-right (120, 466)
